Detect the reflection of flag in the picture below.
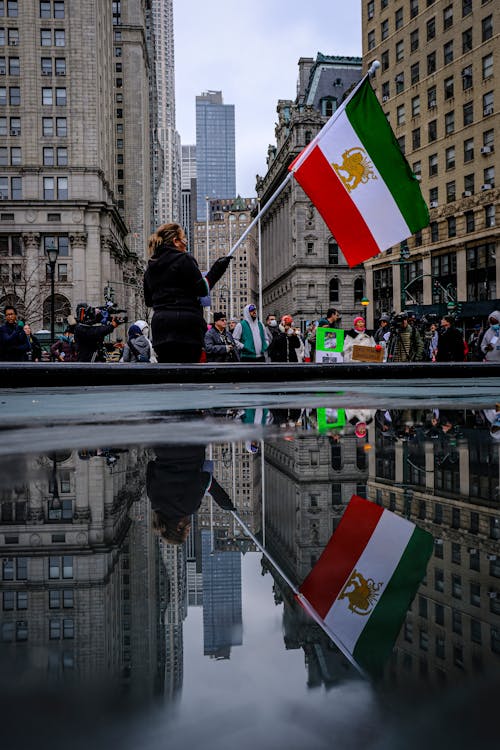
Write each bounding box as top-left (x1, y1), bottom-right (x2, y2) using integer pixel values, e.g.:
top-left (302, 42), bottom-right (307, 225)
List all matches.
top-left (289, 77), bottom-right (429, 267)
top-left (299, 495), bottom-right (433, 677)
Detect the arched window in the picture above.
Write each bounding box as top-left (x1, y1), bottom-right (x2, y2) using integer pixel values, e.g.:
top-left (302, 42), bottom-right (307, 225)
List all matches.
top-left (329, 277), bottom-right (339, 303)
top-left (354, 277), bottom-right (364, 303)
top-left (320, 97), bottom-right (337, 117)
top-left (43, 294), bottom-right (71, 332)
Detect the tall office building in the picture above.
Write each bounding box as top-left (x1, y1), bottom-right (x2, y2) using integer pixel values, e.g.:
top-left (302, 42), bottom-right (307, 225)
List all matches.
top-left (0, 1), bottom-right (154, 332)
top-left (362, 0), bottom-right (499, 326)
top-left (151, 0), bottom-right (181, 227)
top-left (181, 143), bottom-right (196, 251)
top-left (195, 90), bottom-right (236, 221)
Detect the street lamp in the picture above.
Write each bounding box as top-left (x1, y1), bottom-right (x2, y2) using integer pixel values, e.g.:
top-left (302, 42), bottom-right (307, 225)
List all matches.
top-left (47, 245), bottom-right (59, 349)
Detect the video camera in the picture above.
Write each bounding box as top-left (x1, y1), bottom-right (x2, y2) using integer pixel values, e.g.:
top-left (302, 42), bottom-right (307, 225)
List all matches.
top-left (389, 312), bottom-right (408, 331)
top-left (76, 300), bottom-right (128, 326)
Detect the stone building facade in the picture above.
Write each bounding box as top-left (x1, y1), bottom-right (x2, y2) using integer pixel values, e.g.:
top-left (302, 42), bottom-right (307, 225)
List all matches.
top-left (0, 0), bottom-right (156, 333)
top-left (362, 0), bottom-right (499, 326)
top-left (257, 54), bottom-right (364, 330)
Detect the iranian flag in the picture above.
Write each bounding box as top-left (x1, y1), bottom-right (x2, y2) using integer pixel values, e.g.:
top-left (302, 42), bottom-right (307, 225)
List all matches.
top-left (289, 76), bottom-right (429, 267)
top-left (298, 495), bottom-right (433, 678)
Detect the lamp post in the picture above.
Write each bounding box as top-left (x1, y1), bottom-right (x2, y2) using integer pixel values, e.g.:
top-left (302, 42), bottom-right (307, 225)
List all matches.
top-left (47, 245), bottom-right (59, 350)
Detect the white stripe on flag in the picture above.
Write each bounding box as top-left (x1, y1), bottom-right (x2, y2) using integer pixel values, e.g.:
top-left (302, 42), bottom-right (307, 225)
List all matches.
top-left (317, 110), bottom-right (411, 251)
top-left (323, 510), bottom-right (414, 654)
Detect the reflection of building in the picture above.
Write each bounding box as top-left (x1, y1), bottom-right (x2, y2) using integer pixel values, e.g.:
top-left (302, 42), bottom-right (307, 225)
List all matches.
top-left (201, 529), bottom-right (242, 659)
top-left (362, 1), bottom-right (500, 326)
top-left (367, 412), bottom-right (500, 684)
top-left (0, 449), bottom-right (166, 698)
top-left (257, 54), bottom-right (364, 328)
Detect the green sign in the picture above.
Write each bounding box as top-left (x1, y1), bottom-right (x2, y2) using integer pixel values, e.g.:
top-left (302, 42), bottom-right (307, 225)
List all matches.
top-left (315, 327), bottom-right (345, 363)
top-left (317, 408), bottom-right (346, 433)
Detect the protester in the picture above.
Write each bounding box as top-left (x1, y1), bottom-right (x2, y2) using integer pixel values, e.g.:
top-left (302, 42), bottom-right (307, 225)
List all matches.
top-left (134, 319), bottom-right (157, 362)
top-left (267, 315), bottom-right (301, 362)
top-left (264, 313), bottom-right (279, 348)
top-left (23, 324), bottom-right (42, 362)
top-left (481, 311), bottom-right (500, 362)
top-left (50, 326), bottom-right (77, 362)
top-left (325, 307), bottom-right (342, 328)
top-left (232, 303), bottom-right (268, 362)
top-left (204, 312), bottom-right (240, 362)
top-left (386, 312), bottom-right (423, 362)
top-left (423, 322), bottom-right (439, 362)
top-left (436, 316), bottom-right (466, 362)
top-left (467, 323), bottom-right (484, 362)
top-left (0, 306), bottom-right (30, 361)
top-left (144, 222), bottom-right (232, 363)
top-left (343, 317), bottom-right (376, 362)
top-left (373, 314), bottom-right (390, 345)
top-left (121, 323), bottom-right (151, 362)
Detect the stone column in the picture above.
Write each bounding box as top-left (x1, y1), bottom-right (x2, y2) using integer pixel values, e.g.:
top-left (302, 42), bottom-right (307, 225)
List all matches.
top-left (21, 232), bottom-right (41, 328)
top-left (455, 245), bottom-right (467, 301)
top-left (421, 251), bottom-right (432, 305)
top-left (69, 232), bottom-right (88, 307)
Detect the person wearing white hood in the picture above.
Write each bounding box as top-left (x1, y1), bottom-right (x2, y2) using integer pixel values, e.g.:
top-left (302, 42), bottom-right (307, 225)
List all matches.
top-left (134, 319), bottom-right (157, 363)
top-left (232, 304), bottom-right (268, 362)
top-left (481, 311), bottom-right (500, 362)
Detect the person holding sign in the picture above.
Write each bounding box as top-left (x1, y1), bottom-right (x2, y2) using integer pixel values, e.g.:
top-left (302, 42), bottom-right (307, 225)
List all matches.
top-left (343, 317), bottom-right (376, 362)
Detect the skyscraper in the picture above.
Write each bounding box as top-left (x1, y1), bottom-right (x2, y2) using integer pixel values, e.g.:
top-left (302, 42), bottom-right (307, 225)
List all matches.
top-left (151, 0), bottom-right (181, 226)
top-left (195, 91), bottom-right (236, 221)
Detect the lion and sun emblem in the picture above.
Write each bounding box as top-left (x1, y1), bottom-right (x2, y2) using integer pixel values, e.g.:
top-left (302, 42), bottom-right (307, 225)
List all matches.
top-left (338, 569), bottom-right (383, 616)
top-left (332, 147), bottom-right (377, 193)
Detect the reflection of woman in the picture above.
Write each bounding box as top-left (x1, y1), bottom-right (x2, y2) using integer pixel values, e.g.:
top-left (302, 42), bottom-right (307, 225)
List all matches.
top-left (146, 445), bottom-right (233, 544)
top-left (144, 223), bottom-right (232, 363)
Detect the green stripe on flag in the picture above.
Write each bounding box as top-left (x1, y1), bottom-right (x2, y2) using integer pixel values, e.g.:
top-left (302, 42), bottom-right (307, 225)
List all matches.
top-left (353, 525), bottom-right (433, 678)
top-left (345, 78), bottom-right (429, 234)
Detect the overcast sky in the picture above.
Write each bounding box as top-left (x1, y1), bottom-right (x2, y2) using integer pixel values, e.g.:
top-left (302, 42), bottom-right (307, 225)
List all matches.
top-left (173, 0), bottom-right (362, 198)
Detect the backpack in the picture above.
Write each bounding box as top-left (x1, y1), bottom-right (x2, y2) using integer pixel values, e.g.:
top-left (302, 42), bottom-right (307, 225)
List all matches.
top-left (129, 340), bottom-right (150, 362)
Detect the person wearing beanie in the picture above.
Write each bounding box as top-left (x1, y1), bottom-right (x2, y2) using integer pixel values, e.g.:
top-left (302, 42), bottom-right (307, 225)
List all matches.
top-left (232, 304), bottom-right (268, 362)
top-left (121, 323), bottom-right (152, 362)
top-left (343, 316), bottom-right (376, 362)
top-left (267, 314), bottom-right (301, 362)
top-left (204, 311), bottom-right (240, 362)
top-left (481, 311), bottom-right (500, 362)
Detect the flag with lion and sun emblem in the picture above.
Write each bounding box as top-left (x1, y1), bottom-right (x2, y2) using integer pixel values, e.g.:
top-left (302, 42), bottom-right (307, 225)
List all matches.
top-left (298, 495), bottom-right (433, 678)
top-left (289, 76), bottom-right (429, 267)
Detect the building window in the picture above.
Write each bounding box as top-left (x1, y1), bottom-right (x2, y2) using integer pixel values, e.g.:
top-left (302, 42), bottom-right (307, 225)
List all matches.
top-left (41, 57), bottom-right (52, 75)
top-left (396, 104), bottom-right (405, 125)
top-left (410, 0), bottom-right (418, 18)
top-left (462, 64), bottom-right (473, 90)
top-left (462, 27), bottom-right (473, 53)
top-left (427, 85), bottom-right (436, 109)
top-left (367, 30), bottom-right (375, 50)
top-left (447, 216), bottom-right (456, 238)
top-left (410, 29), bottom-right (419, 52)
top-left (56, 117), bottom-right (67, 136)
top-left (412, 128), bottom-right (421, 150)
top-left (329, 278), bottom-right (339, 303)
top-left (328, 240), bottom-right (339, 265)
top-left (428, 153), bottom-right (438, 176)
top-left (55, 58), bottom-right (65, 76)
top-left (396, 40), bottom-right (404, 62)
top-left (445, 146), bottom-right (455, 170)
top-left (463, 100), bottom-right (474, 126)
top-left (465, 210), bottom-right (475, 232)
top-left (446, 180), bottom-right (456, 202)
top-left (381, 19), bottom-right (389, 40)
top-left (483, 129), bottom-right (494, 150)
top-left (382, 81), bottom-right (390, 100)
top-left (367, 1), bottom-right (374, 20)
top-left (427, 17), bottom-right (436, 40)
top-left (445, 110), bottom-right (455, 134)
top-left (462, 0), bottom-right (472, 16)
top-left (482, 15), bottom-right (493, 42)
top-left (411, 95), bottom-right (420, 117)
top-left (443, 4), bottom-right (453, 29)
top-left (8, 56), bottom-right (19, 76)
top-left (464, 173), bottom-right (475, 194)
top-left (395, 72), bottom-right (404, 94)
top-left (381, 50), bottom-right (389, 71)
top-left (410, 62), bottom-right (419, 85)
top-left (395, 7), bottom-right (403, 29)
top-left (42, 87), bottom-right (52, 105)
top-left (485, 204), bottom-right (496, 228)
top-left (464, 138), bottom-right (474, 162)
top-left (427, 51), bottom-right (436, 75)
top-left (483, 91), bottom-right (494, 116)
top-left (55, 87), bottom-right (66, 105)
top-left (43, 146), bottom-right (54, 165)
top-left (430, 221), bottom-right (439, 242)
top-left (8, 85), bottom-right (19, 104)
top-left (54, 30), bottom-right (65, 46)
top-left (444, 76), bottom-right (454, 100)
top-left (40, 28), bottom-right (51, 46)
top-left (482, 53), bottom-right (493, 80)
top-left (483, 165), bottom-right (495, 187)
top-left (428, 119), bottom-right (437, 142)
top-left (443, 40), bottom-right (454, 65)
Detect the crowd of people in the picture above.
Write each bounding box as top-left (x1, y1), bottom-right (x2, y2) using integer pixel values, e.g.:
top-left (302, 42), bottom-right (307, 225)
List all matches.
top-left (1, 220), bottom-right (499, 365)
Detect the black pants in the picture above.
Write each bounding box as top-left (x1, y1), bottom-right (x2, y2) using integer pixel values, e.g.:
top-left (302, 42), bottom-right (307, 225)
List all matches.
top-left (155, 342), bottom-right (202, 363)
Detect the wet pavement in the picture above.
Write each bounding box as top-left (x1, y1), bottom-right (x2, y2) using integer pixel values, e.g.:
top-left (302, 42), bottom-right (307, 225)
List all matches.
top-left (1, 381), bottom-right (499, 749)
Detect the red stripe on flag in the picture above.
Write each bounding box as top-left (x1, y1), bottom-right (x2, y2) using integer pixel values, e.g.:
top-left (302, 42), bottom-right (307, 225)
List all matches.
top-left (293, 146), bottom-right (381, 267)
top-left (299, 496), bottom-right (383, 619)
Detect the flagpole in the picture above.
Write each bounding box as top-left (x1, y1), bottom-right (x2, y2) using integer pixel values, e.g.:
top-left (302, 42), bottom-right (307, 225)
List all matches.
top-left (229, 506), bottom-right (366, 679)
top-left (227, 171), bottom-right (293, 257)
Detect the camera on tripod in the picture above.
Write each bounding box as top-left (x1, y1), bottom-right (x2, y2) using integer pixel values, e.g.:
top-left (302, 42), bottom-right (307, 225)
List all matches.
top-left (389, 312), bottom-right (408, 331)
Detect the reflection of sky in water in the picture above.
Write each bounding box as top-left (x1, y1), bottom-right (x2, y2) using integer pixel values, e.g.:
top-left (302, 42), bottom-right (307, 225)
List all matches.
top-left (1, 385), bottom-right (500, 749)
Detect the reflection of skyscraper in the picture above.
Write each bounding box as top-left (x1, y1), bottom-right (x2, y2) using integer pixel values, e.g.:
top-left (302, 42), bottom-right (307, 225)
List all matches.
top-left (201, 529), bottom-right (242, 658)
top-left (196, 91), bottom-right (236, 221)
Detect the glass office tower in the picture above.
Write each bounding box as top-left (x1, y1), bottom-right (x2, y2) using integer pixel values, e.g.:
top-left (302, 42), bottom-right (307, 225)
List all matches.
top-left (195, 91), bottom-right (236, 221)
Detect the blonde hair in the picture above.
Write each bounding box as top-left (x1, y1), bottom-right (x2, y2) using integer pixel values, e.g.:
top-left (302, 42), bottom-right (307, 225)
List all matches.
top-left (147, 222), bottom-right (183, 257)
